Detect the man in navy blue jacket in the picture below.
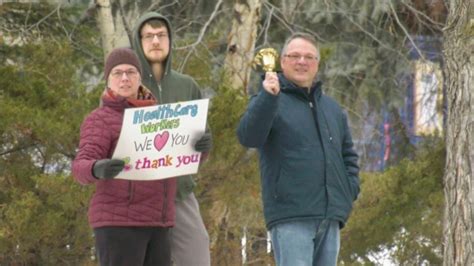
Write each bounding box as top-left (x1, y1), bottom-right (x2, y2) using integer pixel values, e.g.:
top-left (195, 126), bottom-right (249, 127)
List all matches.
top-left (238, 32), bottom-right (360, 266)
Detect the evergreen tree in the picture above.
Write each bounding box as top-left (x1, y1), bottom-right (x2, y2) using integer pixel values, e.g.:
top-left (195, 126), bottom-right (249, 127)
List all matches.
top-left (0, 3), bottom-right (103, 264)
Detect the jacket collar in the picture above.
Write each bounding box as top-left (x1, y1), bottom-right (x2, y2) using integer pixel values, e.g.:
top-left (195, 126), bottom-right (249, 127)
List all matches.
top-left (277, 72), bottom-right (323, 99)
top-left (101, 86), bottom-right (157, 110)
top-left (101, 90), bottom-right (130, 111)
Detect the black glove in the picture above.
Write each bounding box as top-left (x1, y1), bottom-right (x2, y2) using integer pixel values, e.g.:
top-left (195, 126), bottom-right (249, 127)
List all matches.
top-left (194, 132), bottom-right (212, 152)
top-left (92, 159), bottom-right (125, 179)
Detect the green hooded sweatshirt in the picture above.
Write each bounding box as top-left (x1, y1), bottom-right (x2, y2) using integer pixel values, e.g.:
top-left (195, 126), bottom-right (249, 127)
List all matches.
top-left (132, 12), bottom-right (203, 201)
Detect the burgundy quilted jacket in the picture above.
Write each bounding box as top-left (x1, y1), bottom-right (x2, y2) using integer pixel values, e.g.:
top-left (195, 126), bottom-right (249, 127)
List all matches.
top-left (72, 90), bottom-right (176, 228)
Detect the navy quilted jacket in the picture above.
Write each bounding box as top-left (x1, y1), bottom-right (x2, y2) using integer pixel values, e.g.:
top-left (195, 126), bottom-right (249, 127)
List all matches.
top-left (72, 91), bottom-right (176, 228)
top-left (237, 73), bottom-right (360, 229)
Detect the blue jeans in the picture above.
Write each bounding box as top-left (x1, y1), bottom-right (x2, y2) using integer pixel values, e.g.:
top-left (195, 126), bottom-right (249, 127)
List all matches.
top-left (269, 219), bottom-right (340, 266)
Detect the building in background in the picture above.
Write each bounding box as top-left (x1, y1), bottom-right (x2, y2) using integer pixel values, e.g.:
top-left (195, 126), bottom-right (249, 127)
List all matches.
top-left (362, 35), bottom-right (445, 171)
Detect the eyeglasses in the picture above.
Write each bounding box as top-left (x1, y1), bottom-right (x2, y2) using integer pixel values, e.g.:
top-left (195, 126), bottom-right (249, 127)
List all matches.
top-left (141, 33), bottom-right (168, 42)
top-left (284, 54), bottom-right (319, 62)
top-left (110, 69), bottom-right (139, 79)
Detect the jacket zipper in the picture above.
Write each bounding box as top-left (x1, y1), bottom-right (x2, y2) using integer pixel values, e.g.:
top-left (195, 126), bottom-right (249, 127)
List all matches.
top-left (307, 95), bottom-right (329, 217)
top-left (158, 84), bottom-right (163, 103)
top-left (149, 73), bottom-right (163, 102)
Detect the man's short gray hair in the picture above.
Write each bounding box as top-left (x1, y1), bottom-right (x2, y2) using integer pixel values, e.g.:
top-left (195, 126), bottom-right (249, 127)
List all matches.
top-left (281, 32), bottom-right (320, 60)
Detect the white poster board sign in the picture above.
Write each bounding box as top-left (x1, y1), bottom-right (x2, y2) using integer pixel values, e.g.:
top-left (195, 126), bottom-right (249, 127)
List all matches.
top-left (112, 99), bottom-right (209, 180)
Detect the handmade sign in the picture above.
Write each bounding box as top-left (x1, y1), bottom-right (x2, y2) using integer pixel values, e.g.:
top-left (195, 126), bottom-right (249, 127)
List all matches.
top-left (112, 99), bottom-right (209, 180)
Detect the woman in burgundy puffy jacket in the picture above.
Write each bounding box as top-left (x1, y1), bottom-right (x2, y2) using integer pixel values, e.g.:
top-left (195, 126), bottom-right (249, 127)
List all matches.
top-left (72, 48), bottom-right (176, 266)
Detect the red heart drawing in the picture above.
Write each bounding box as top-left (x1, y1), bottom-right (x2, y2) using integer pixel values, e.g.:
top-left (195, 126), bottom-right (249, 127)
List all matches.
top-left (154, 131), bottom-right (169, 151)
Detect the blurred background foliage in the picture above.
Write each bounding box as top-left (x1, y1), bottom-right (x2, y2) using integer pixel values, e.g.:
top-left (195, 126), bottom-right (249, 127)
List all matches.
top-left (0, 1), bottom-right (449, 265)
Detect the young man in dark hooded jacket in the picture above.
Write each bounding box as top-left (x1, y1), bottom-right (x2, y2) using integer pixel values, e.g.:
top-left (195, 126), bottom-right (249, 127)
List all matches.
top-left (131, 12), bottom-right (212, 266)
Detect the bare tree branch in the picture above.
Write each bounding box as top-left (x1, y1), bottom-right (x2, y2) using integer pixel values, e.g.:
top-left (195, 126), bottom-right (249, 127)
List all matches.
top-left (147, 0), bottom-right (173, 13)
top-left (389, 1), bottom-right (425, 61)
top-left (400, 1), bottom-right (444, 29)
top-left (262, 1), bottom-right (327, 42)
top-left (262, 1), bottom-right (293, 33)
top-left (0, 143), bottom-right (37, 157)
top-left (176, 0), bottom-right (224, 72)
top-left (117, 1), bottom-right (132, 43)
top-left (258, 4), bottom-right (273, 46)
top-left (25, 3), bottom-right (61, 32)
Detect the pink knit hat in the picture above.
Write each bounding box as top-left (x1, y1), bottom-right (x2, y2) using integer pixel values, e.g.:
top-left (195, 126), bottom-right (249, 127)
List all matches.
top-left (104, 47), bottom-right (142, 80)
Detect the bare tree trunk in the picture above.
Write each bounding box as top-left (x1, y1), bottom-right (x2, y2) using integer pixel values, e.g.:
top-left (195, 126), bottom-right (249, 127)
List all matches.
top-left (442, 1), bottom-right (473, 265)
top-left (95, 0), bottom-right (152, 57)
top-left (96, 0), bottom-right (118, 56)
top-left (224, 0), bottom-right (262, 91)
